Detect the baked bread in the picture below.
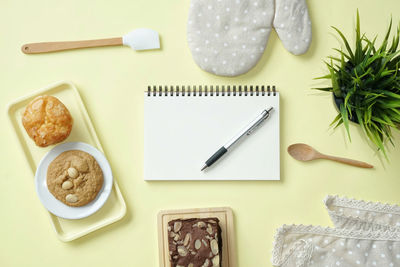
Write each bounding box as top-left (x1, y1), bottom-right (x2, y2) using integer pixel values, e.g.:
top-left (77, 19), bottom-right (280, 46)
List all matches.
top-left (22, 95), bottom-right (73, 147)
top-left (47, 150), bottom-right (104, 207)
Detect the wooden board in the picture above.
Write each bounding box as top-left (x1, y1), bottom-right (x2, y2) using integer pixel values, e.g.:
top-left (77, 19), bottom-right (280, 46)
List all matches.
top-left (157, 207), bottom-right (236, 267)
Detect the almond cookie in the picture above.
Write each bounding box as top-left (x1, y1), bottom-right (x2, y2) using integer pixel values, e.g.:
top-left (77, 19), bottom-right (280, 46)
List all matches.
top-left (22, 95), bottom-right (73, 147)
top-left (47, 150), bottom-right (103, 207)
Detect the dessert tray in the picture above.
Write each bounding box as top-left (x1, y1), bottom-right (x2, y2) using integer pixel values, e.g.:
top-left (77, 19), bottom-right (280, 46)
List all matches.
top-left (7, 81), bottom-right (126, 241)
top-left (157, 207), bottom-right (237, 267)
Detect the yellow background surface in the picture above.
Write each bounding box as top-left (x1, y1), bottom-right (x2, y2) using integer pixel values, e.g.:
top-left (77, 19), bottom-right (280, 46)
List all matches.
top-left (1, 0), bottom-right (400, 266)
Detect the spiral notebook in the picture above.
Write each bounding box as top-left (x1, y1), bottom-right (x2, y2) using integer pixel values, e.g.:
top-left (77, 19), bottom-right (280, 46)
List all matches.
top-left (144, 85), bottom-right (280, 180)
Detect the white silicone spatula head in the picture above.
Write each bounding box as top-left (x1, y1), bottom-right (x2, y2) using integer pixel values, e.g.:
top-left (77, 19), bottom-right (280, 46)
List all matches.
top-left (122, 28), bottom-right (160, 51)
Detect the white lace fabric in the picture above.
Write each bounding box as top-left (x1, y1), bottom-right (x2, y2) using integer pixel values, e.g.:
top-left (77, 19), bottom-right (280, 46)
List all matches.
top-left (272, 196), bottom-right (400, 267)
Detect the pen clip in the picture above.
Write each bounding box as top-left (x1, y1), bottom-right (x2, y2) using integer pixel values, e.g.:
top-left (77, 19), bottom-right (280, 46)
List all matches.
top-left (246, 109), bottom-right (272, 135)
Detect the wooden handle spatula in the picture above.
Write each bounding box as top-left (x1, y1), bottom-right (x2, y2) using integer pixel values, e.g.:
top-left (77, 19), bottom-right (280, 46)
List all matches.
top-left (22, 28), bottom-right (160, 54)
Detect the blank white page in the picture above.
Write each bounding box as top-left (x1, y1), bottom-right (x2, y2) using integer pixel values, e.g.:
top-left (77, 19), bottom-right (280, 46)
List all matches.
top-left (144, 90), bottom-right (280, 180)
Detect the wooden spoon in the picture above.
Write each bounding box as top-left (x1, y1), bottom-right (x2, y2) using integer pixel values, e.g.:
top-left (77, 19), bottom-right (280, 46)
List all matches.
top-left (287, 143), bottom-right (373, 168)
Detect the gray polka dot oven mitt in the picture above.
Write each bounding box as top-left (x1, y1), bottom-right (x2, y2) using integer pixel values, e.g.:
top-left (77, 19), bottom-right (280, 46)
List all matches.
top-left (272, 196), bottom-right (400, 267)
top-left (187, 0), bottom-right (312, 77)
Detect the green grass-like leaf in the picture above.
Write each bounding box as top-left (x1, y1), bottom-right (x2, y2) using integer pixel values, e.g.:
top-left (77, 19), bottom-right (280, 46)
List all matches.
top-left (315, 10), bottom-right (400, 159)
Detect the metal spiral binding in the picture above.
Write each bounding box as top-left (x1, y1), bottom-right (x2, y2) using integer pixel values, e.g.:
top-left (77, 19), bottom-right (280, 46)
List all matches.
top-left (147, 85), bottom-right (276, 96)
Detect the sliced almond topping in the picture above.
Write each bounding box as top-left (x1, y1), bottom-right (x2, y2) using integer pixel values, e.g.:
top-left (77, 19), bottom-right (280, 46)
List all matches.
top-left (65, 194), bottom-right (78, 203)
top-left (61, 180), bottom-right (73, 190)
top-left (174, 221), bottom-right (182, 232)
top-left (207, 224), bottom-right (213, 235)
top-left (202, 259), bottom-right (210, 267)
top-left (67, 167), bottom-right (78, 178)
top-left (197, 221), bottom-right (206, 228)
top-left (212, 255), bottom-right (220, 267)
top-left (177, 246), bottom-right (188, 257)
top-left (174, 233), bottom-right (180, 241)
top-left (210, 239), bottom-right (219, 255)
top-left (183, 233), bottom-right (191, 246)
top-left (195, 239), bottom-right (202, 250)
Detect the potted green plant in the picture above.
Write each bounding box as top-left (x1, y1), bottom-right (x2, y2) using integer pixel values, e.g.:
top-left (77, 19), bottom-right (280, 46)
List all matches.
top-left (316, 11), bottom-right (400, 158)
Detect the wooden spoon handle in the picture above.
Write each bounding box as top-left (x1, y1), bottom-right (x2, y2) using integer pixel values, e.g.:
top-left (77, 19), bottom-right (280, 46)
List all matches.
top-left (320, 154), bottom-right (373, 168)
top-left (21, 37), bottom-right (123, 54)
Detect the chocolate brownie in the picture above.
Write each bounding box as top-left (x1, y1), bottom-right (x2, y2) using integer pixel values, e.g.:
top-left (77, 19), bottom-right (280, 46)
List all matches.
top-left (167, 218), bottom-right (222, 267)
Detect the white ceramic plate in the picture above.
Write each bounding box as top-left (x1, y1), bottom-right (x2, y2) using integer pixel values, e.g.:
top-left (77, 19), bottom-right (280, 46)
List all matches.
top-left (35, 142), bottom-right (113, 220)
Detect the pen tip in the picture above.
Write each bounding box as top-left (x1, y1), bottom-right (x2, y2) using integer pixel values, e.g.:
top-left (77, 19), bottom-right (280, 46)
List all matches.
top-left (201, 164), bottom-right (208, 171)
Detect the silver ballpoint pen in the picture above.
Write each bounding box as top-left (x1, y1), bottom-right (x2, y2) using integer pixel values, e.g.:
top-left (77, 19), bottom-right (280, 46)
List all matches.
top-left (201, 107), bottom-right (274, 171)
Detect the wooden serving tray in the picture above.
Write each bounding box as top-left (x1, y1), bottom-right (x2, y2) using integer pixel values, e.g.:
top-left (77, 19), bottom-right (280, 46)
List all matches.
top-left (157, 207), bottom-right (236, 267)
top-left (6, 81), bottom-right (126, 241)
